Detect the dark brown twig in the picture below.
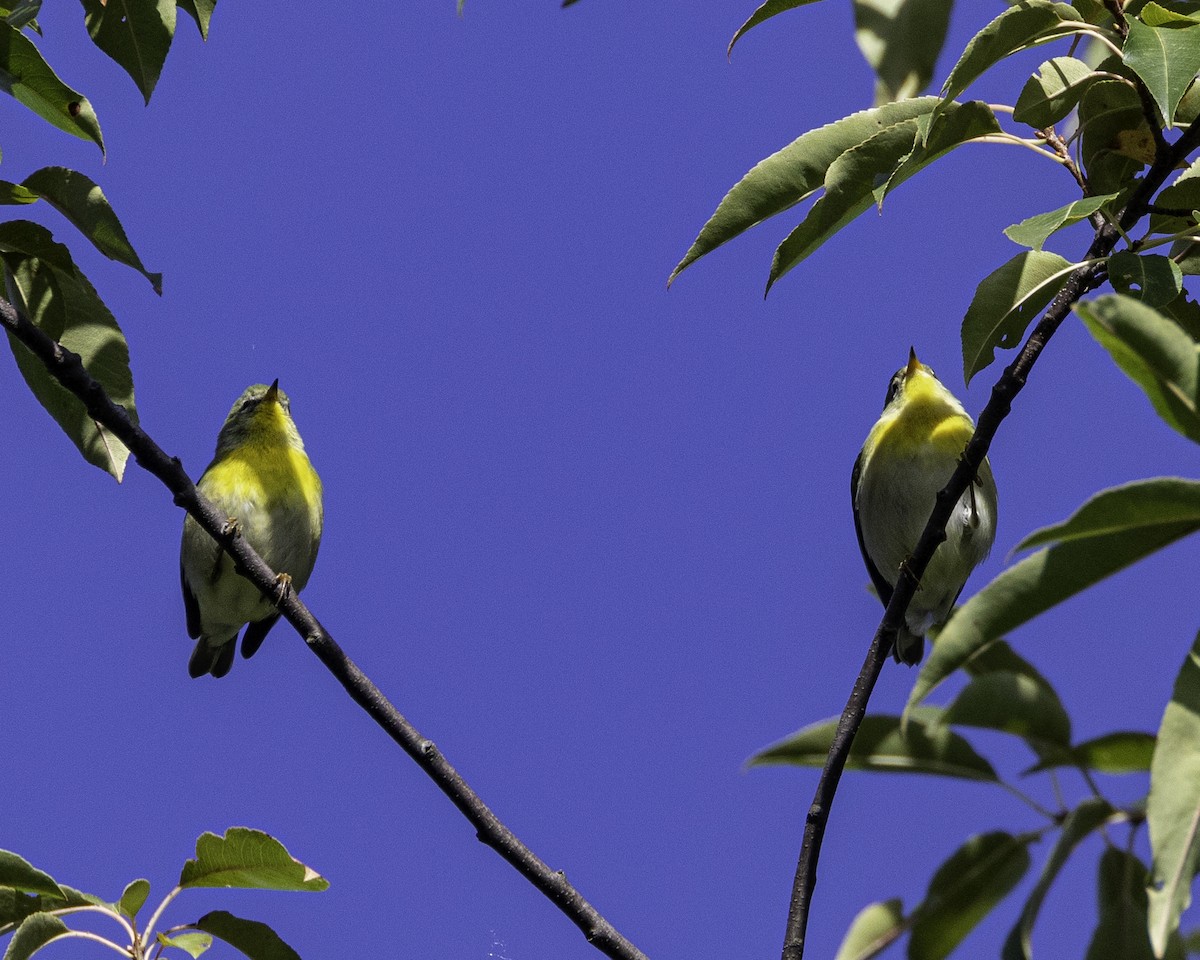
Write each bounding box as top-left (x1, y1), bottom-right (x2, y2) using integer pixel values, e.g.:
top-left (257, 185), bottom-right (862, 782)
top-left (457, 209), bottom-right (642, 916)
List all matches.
top-left (780, 118), bottom-right (1200, 960)
top-left (0, 298), bottom-right (648, 960)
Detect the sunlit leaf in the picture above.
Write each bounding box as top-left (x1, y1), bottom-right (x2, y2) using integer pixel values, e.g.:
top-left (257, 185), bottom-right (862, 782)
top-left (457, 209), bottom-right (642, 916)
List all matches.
top-left (1003, 194), bottom-right (1116, 251)
top-left (118, 878), bottom-right (150, 919)
top-left (1107, 252), bottom-right (1183, 307)
top-left (853, 0), bottom-right (952, 103)
top-left (727, 0), bottom-right (826, 57)
top-left (180, 828), bottom-right (328, 892)
top-left (80, 0), bottom-right (175, 104)
top-left (1123, 13), bottom-right (1200, 129)
top-left (1014, 56), bottom-right (1102, 127)
top-left (4, 912), bottom-right (69, 960)
top-left (834, 898), bottom-right (905, 960)
top-left (0, 851), bottom-right (64, 899)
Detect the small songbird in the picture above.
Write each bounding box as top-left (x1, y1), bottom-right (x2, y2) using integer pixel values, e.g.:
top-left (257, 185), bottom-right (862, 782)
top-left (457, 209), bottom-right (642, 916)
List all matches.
top-left (180, 380), bottom-right (324, 678)
top-left (851, 349), bottom-right (997, 665)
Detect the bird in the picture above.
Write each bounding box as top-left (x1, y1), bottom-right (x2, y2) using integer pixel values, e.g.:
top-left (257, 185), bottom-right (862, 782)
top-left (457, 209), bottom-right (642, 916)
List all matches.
top-left (180, 380), bottom-right (324, 678)
top-left (851, 348), bottom-right (997, 665)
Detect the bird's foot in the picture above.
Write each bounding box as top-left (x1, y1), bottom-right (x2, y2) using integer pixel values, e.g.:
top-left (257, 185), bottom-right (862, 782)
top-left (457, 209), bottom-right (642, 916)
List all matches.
top-left (273, 572), bottom-right (294, 605)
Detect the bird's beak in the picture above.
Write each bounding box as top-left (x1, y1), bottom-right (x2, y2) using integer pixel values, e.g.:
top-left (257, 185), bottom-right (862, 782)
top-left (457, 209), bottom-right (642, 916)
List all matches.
top-left (265, 379), bottom-right (280, 403)
top-left (906, 347), bottom-right (921, 380)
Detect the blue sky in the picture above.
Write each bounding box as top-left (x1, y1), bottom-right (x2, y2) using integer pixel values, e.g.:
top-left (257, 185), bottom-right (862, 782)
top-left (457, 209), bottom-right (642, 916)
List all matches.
top-left (2, 3), bottom-right (1197, 959)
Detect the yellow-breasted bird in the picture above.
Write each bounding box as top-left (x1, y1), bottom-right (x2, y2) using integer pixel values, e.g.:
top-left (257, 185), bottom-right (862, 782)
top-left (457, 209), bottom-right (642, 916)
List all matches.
top-left (180, 380), bottom-right (324, 678)
top-left (851, 349), bottom-right (997, 665)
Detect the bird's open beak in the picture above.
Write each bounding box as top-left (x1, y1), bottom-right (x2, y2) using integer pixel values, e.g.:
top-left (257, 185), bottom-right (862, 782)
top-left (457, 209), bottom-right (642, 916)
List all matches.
top-left (265, 379), bottom-right (280, 403)
top-left (906, 347), bottom-right (921, 380)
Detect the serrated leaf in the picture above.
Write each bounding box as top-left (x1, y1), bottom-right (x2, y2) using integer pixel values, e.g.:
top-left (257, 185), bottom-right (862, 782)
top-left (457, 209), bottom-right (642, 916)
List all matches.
top-left (179, 828), bottom-right (328, 892)
top-left (1148, 631), bottom-right (1200, 956)
top-left (157, 931), bottom-right (213, 959)
top-left (834, 898), bottom-right (905, 960)
top-left (768, 100), bottom-right (1000, 290)
top-left (1084, 849), bottom-right (1177, 960)
top-left (1123, 17), bottom-right (1200, 129)
top-left (81, 0), bottom-right (175, 104)
top-left (4, 912), bottom-right (69, 960)
top-left (1080, 79), bottom-right (1153, 192)
top-left (727, 0), bottom-right (825, 57)
top-left (1107, 252), bottom-right (1183, 307)
top-left (118, 878), bottom-right (149, 919)
top-left (0, 852), bottom-right (63, 899)
top-left (943, 670), bottom-right (1072, 756)
top-left (1026, 730), bottom-right (1157, 774)
top-left (961, 250), bottom-right (1072, 384)
top-left (0, 21), bottom-right (103, 154)
top-left (1139, 2), bottom-right (1200, 27)
top-left (1076, 293), bottom-right (1200, 443)
top-left (1004, 194), bottom-right (1116, 251)
top-left (749, 711), bottom-right (999, 781)
top-left (19, 167), bottom-right (162, 293)
top-left (909, 832), bottom-right (1032, 960)
top-left (1014, 56), bottom-right (1102, 127)
top-left (176, 0), bottom-right (214, 40)
top-left (669, 97), bottom-right (941, 284)
top-left (194, 911), bottom-right (301, 960)
top-left (1002, 797), bottom-right (1115, 960)
top-left (853, 0), bottom-right (952, 104)
top-left (906, 478), bottom-right (1200, 714)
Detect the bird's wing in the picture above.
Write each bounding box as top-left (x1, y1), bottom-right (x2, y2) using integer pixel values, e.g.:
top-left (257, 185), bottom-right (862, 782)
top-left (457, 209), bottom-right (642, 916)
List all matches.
top-left (181, 562), bottom-right (203, 640)
top-left (851, 449), bottom-right (894, 606)
top-left (241, 613), bottom-right (281, 660)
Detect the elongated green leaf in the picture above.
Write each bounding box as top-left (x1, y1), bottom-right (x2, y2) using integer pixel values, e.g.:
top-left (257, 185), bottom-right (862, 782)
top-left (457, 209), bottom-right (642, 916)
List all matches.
top-left (0, 180), bottom-right (38, 204)
top-left (4, 1), bottom-right (40, 32)
top-left (1003, 797), bottom-right (1115, 960)
top-left (909, 832), bottom-right (1032, 960)
top-left (1080, 79), bottom-right (1153, 193)
top-left (118, 878), bottom-right (150, 919)
top-left (19, 167), bottom-right (162, 293)
top-left (961, 250), bottom-right (1072, 384)
top-left (180, 828), bottom-right (328, 892)
top-left (853, 0), bottom-right (952, 103)
top-left (669, 97), bottom-right (941, 285)
top-left (1107, 252), bottom-right (1183, 308)
top-left (1084, 849), bottom-right (1183, 960)
top-left (834, 898), bottom-right (905, 960)
top-left (156, 931), bottom-right (213, 959)
top-left (4, 912), bottom-right (69, 960)
top-left (81, 0), bottom-right (175, 104)
top-left (750, 711), bottom-right (998, 781)
top-left (907, 478), bottom-right (1200, 713)
top-left (0, 884), bottom-right (99, 929)
top-left (177, 0), bottom-right (214, 40)
top-left (1148, 174), bottom-right (1200, 236)
top-left (1004, 194), bottom-right (1116, 251)
top-left (0, 852), bottom-right (63, 899)
top-left (1014, 56), bottom-right (1102, 127)
top-left (195, 911), bottom-right (301, 960)
top-left (727, 0), bottom-right (825, 57)
top-left (1148, 632), bottom-right (1200, 956)
top-left (1076, 294), bottom-right (1200, 444)
top-left (0, 21), bottom-right (103, 153)
top-left (1123, 16), bottom-right (1200, 129)
top-left (943, 670), bottom-right (1072, 756)
top-left (768, 100), bottom-right (999, 290)
top-left (1026, 731), bottom-right (1156, 774)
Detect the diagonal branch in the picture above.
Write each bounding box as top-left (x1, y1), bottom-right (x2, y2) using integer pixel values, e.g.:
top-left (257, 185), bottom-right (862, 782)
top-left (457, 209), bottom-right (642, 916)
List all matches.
top-left (0, 297), bottom-right (648, 960)
top-left (780, 119), bottom-right (1200, 960)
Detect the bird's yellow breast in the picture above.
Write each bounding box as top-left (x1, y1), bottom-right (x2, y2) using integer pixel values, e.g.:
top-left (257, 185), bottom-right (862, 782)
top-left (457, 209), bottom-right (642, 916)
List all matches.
top-left (203, 441), bottom-right (322, 510)
top-left (870, 374), bottom-right (973, 459)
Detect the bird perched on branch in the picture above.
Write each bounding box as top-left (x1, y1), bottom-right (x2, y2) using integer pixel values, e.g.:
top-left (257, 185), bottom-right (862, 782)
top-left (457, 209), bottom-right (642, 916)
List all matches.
top-left (180, 380), bottom-right (324, 678)
top-left (851, 349), bottom-right (997, 665)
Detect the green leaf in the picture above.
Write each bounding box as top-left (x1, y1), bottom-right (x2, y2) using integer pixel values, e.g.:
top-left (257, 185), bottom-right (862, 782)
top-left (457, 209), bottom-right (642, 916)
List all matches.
top-left (1084, 848), bottom-right (1182, 960)
top-left (669, 97), bottom-right (941, 285)
top-left (1014, 56), bottom-right (1102, 127)
top-left (1148, 631), bottom-right (1200, 956)
top-left (1003, 194), bottom-right (1116, 251)
top-left (908, 832), bottom-right (1032, 960)
top-left (768, 100), bottom-right (1000, 291)
top-left (179, 828), bottom-right (328, 892)
top-left (853, 0), bottom-right (952, 104)
top-left (19, 167), bottom-right (162, 293)
top-left (906, 478), bottom-right (1200, 713)
top-left (1002, 797), bottom-right (1115, 960)
top-left (176, 0), bottom-right (214, 40)
top-left (81, 0), bottom-right (175, 105)
top-left (0, 180), bottom-right (38, 204)
top-left (118, 878), bottom-right (150, 919)
top-left (156, 931), bottom-right (213, 959)
top-left (942, 670), bottom-right (1072, 756)
top-left (749, 711), bottom-right (999, 781)
top-left (0, 884), bottom-right (100, 929)
top-left (1138, 2), bottom-right (1200, 27)
top-left (0, 852), bottom-right (63, 899)
top-left (932, 1), bottom-right (1078, 136)
top-left (1107, 252), bottom-right (1183, 307)
top-left (1148, 172), bottom-right (1200, 236)
top-left (1123, 16), bottom-right (1200, 128)
top-left (194, 911), bottom-right (302, 960)
top-left (1076, 293), bottom-right (1200, 443)
top-left (727, 0), bottom-right (825, 57)
top-left (834, 898), bottom-right (905, 960)
top-left (1026, 731), bottom-right (1157, 774)
top-left (1080, 79), bottom-right (1154, 193)
top-left (961, 250), bottom-right (1072, 384)
top-left (4, 1), bottom-right (40, 32)
top-left (0, 21), bottom-right (103, 154)
top-left (0, 223), bottom-right (138, 481)
top-left (3, 912), bottom-right (69, 960)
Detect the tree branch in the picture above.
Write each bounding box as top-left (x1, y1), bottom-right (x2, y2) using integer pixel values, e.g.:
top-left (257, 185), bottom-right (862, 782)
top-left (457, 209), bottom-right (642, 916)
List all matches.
top-left (0, 298), bottom-right (648, 960)
top-left (780, 118), bottom-right (1200, 960)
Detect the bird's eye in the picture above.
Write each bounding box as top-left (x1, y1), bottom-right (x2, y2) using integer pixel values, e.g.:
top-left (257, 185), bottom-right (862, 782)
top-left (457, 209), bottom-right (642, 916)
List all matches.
top-left (884, 372), bottom-right (904, 407)
top-left (241, 398), bottom-right (258, 412)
